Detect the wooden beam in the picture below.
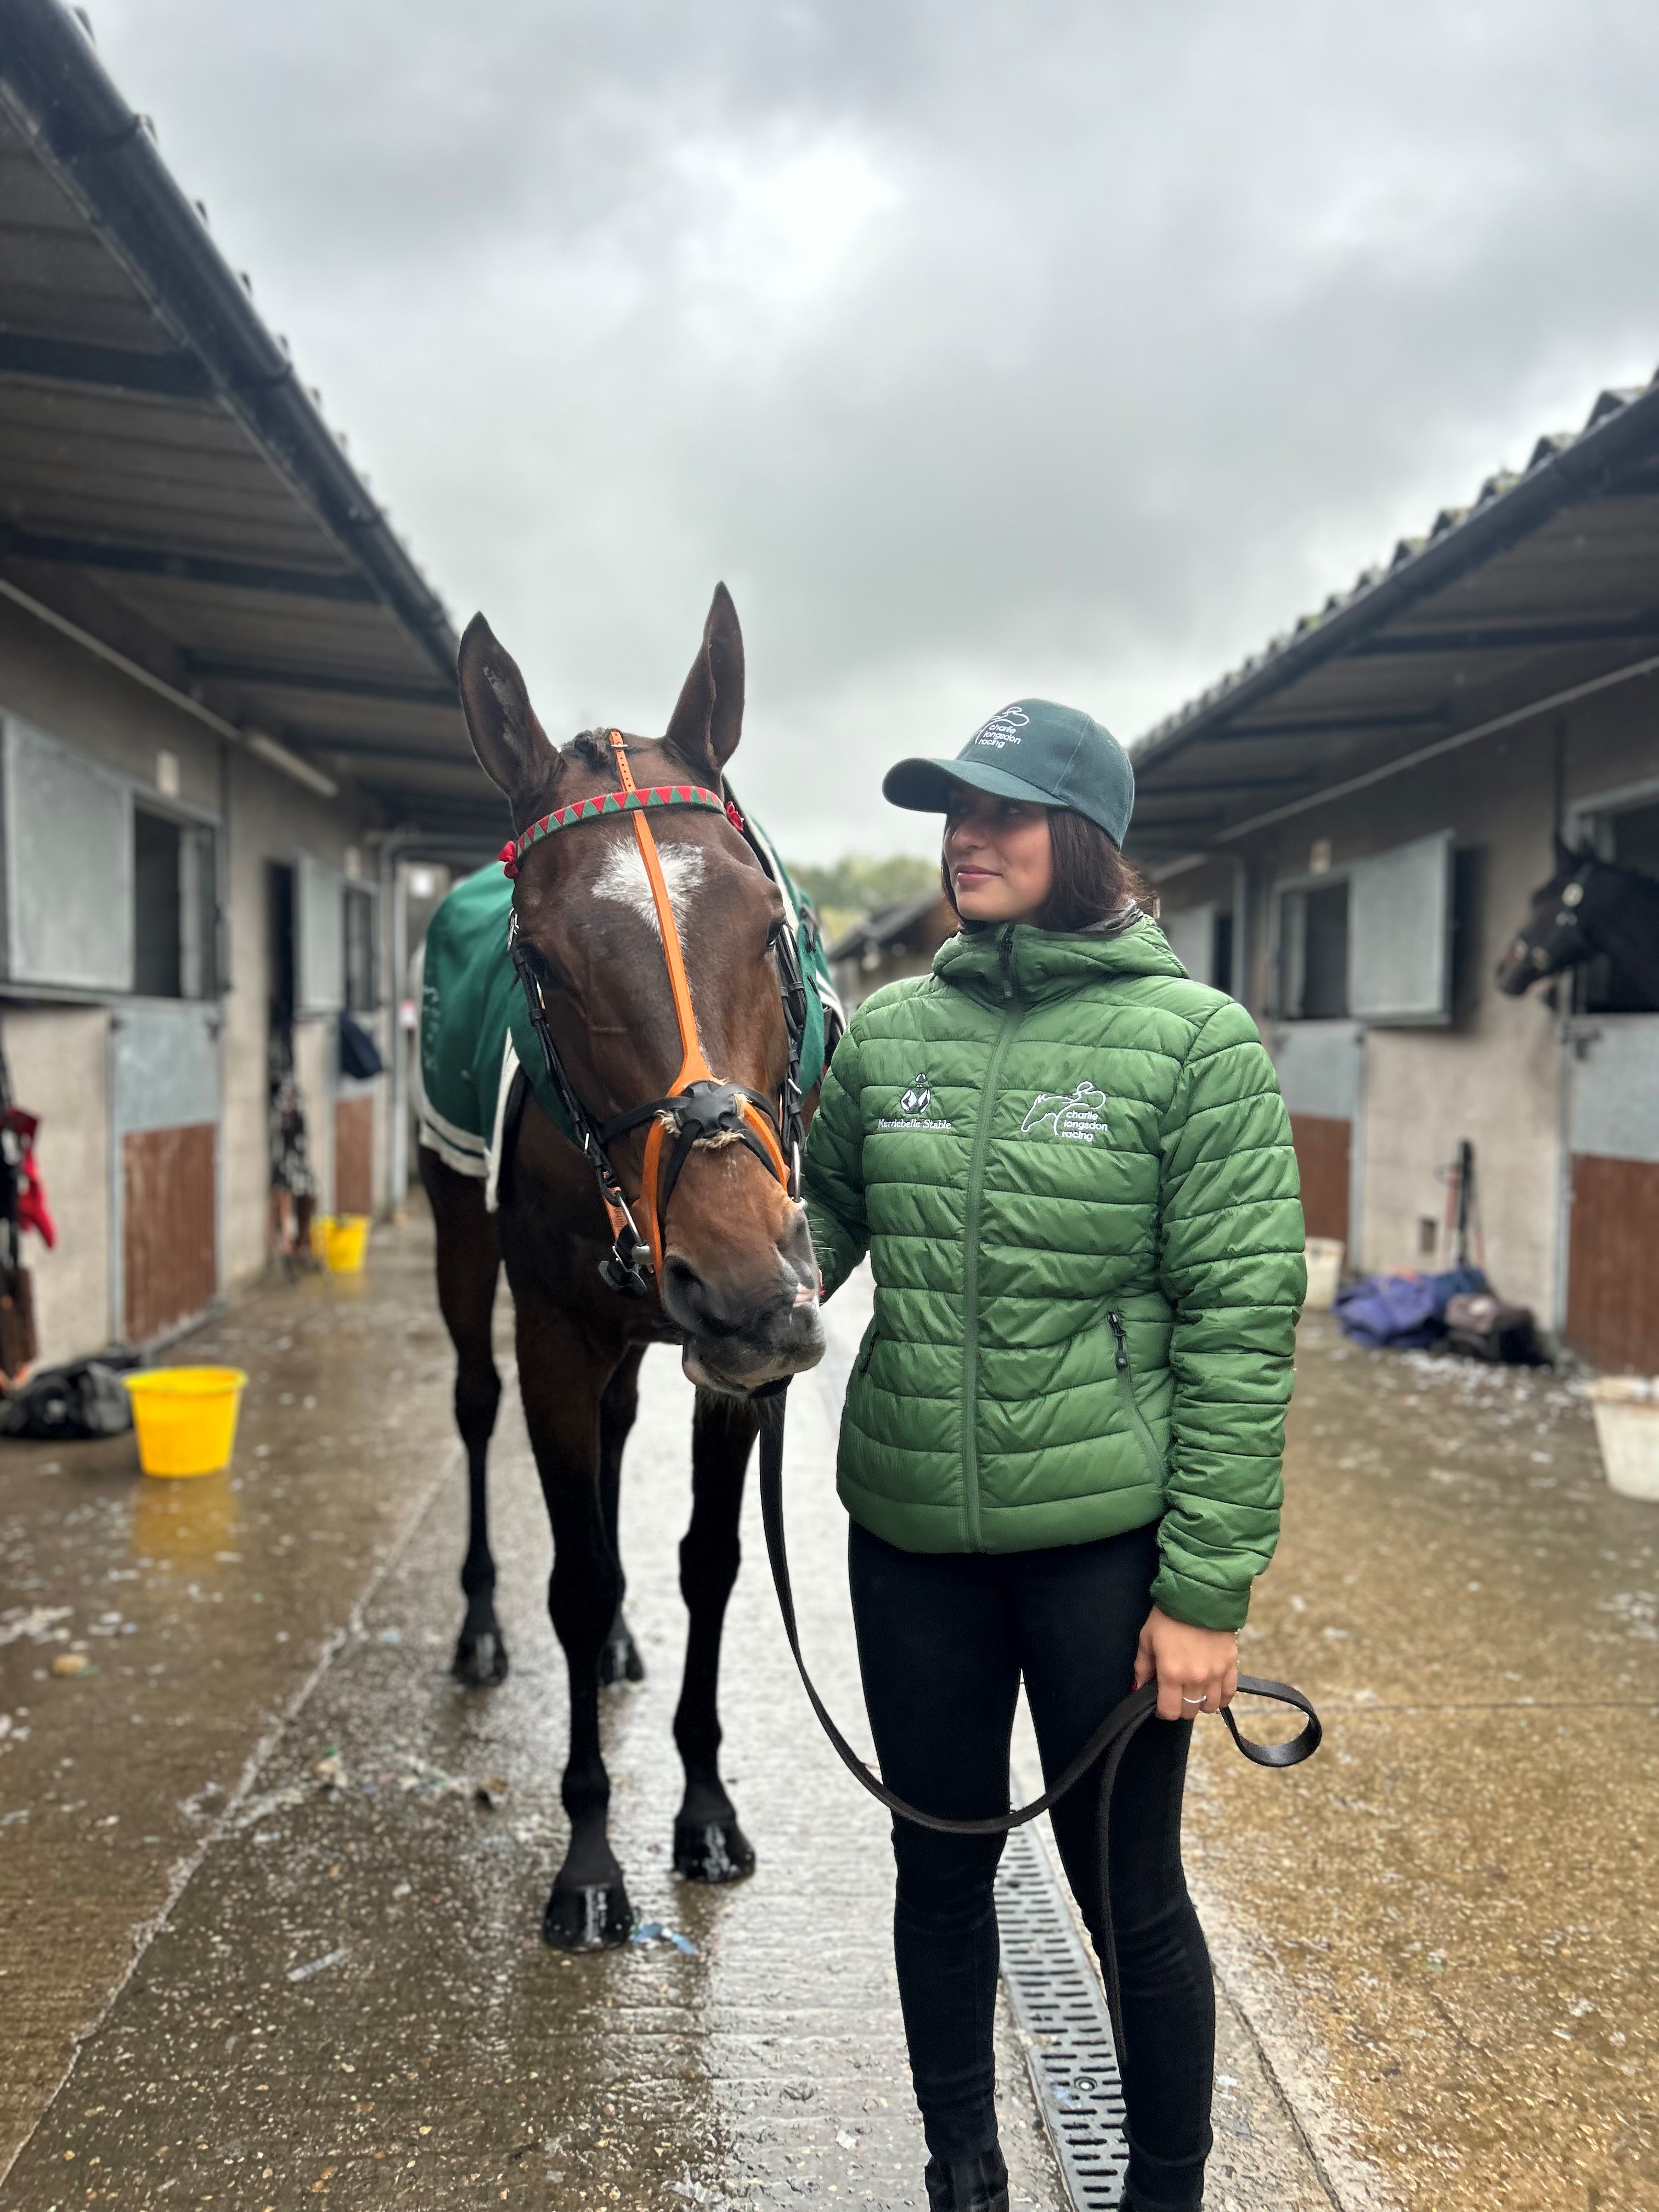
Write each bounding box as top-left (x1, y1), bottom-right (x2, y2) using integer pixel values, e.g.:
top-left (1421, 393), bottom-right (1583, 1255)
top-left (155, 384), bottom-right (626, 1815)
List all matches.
top-left (1354, 617), bottom-right (1659, 657)
top-left (2, 526), bottom-right (377, 602)
top-left (185, 658), bottom-right (456, 705)
top-left (0, 331), bottom-right (213, 399)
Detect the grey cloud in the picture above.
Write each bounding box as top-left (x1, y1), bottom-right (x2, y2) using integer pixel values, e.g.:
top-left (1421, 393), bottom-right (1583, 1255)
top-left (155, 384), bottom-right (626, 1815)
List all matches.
top-left (91, 0), bottom-right (1659, 854)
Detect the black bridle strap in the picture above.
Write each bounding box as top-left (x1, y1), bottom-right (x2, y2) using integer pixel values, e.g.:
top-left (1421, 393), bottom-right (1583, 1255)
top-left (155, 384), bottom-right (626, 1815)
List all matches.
top-left (504, 767), bottom-right (812, 1295)
top-left (754, 1385), bottom-right (1322, 2063)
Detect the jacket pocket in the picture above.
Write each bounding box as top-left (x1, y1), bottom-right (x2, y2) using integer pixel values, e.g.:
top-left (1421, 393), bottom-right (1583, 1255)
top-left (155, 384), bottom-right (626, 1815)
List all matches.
top-left (1106, 1311), bottom-right (1165, 1486)
top-left (854, 1325), bottom-right (878, 1379)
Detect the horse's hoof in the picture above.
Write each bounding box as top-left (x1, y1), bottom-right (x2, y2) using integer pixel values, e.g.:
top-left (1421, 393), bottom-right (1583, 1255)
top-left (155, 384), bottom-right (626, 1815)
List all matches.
top-left (673, 1818), bottom-right (755, 1884)
top-left (452, 1628), bottom-right (509, 1688)
top-left (597, 1630), bottom-right (646, 1688)
top-left (543, 1881), bottom-right (632, 1951)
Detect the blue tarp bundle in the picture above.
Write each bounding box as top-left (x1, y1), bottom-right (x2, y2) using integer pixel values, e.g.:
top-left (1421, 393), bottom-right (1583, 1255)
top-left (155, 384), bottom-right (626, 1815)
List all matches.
top-left (1333, 1266), bottom-right (1488, 1351)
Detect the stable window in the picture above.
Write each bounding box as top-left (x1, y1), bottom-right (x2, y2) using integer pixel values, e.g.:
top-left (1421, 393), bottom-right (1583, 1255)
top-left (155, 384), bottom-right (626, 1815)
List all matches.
top-left (1160, 900), bottom-right (1235, 995)
top-left (344, 884), bottom-right (377, 1012)
top-left (1278, 881), bottom-right (1350, 1018)
top-left (1581, 795), bottom-right (1659, 1014)
top-left (133, 807), bottom-right (218, 1000)
top-left (1277, 830), bottom-right (1453, 1025)
top-left (294, 853), bottom-right (345, 1014)
top-left (0, 713), bottom-right (132, 990)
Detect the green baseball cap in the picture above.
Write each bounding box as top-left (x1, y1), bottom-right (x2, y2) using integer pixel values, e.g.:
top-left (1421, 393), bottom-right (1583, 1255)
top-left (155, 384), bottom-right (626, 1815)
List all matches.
top-left (883, 698), bottom-right (1135, 846)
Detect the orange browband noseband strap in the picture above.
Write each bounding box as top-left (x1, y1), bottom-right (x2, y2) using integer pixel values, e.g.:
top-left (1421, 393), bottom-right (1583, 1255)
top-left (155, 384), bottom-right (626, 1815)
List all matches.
top-left (509, 730), bottom-right (793, 1293)
top-left (601, 731), bottom-right (791, 1277)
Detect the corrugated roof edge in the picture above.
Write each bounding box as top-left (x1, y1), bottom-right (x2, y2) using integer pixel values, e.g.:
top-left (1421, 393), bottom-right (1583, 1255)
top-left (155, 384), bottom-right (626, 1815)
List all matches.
top-left (1132, 367), bottom-right (1659, 771)
top-left (0, 0), bottom-right (460, 687)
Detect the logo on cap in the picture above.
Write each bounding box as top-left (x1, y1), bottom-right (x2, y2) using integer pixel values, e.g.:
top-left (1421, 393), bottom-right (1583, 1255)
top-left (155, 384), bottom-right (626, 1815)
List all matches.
top-left (972, 705), bottom-right (1029, 751)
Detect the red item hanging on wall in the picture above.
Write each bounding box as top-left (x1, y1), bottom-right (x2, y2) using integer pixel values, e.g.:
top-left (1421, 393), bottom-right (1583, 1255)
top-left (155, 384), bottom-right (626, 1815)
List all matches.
top-left (5, 1109), bottom-right (55, 1250)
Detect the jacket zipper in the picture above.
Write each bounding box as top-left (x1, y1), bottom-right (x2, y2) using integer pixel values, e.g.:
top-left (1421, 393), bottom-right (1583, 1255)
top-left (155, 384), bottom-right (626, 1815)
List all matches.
top-left (961, 928), bottom-right (1022, 1549)
top-left (1107, 1310), bottom-right (1165, 1485)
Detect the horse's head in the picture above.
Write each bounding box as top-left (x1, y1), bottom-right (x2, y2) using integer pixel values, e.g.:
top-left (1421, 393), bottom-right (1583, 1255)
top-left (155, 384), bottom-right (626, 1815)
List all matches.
top-left (1496, 836), bottom-right (1602, 996)
top-left (457, 585), bottom-right (823, 1394)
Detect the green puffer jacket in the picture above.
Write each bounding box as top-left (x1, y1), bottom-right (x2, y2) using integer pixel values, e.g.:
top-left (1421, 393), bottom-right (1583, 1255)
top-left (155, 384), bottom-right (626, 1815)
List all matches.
top-left (803, 919), bottom-right (1306, 1631)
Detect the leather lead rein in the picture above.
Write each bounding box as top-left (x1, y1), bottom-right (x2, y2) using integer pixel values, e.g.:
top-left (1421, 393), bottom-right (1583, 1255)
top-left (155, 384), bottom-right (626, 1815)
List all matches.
top-left (754, 1386), bottom-right (1321, 2064)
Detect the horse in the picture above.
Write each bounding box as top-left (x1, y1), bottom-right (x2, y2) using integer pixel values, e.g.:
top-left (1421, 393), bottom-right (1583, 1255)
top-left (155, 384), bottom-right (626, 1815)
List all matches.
top-left (1496, 833), bottom-right (1659, 1008)
top-left (420, 585), bottom-right (828, 1949)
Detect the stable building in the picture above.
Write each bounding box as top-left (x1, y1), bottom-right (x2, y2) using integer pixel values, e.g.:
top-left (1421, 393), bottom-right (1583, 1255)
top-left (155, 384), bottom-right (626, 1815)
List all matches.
top-left (829, 887), bottom-right (957, 1014)
top-left (0, 1), bottom-right (501, 1359)
top-left (1133, 370), bottom-right (1659, 1372)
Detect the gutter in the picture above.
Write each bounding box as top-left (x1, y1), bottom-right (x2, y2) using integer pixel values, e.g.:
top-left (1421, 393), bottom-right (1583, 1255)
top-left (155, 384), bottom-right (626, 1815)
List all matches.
top-left (1133, 379), bottom-right (1659, 776)
top-left (0, 0), bottom-right (460, 689)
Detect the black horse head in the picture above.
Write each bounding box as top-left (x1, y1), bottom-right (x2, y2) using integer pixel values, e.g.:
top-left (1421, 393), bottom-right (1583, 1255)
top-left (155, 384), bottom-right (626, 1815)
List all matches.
top-left (1496, 834), bottom-right (1659, 1004)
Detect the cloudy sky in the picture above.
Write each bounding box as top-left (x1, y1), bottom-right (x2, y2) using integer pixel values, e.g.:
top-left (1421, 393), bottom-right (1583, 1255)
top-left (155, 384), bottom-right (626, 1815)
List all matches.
top-left (89, 1), bottom-right (1659, 858)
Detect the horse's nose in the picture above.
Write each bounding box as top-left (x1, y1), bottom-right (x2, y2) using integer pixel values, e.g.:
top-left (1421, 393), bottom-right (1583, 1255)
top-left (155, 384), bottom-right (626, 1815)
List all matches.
top-left (661, 1208), bottom-right (818, 1343)
top-left (776, 1202), bottom-right (816, 1286)
top-left (661, 1254), bottom-right (744, 1340)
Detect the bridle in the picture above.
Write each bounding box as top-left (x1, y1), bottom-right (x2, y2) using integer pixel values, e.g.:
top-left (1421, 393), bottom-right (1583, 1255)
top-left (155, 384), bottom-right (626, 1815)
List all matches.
top-left (503, 729), bottom-right (809, 1300)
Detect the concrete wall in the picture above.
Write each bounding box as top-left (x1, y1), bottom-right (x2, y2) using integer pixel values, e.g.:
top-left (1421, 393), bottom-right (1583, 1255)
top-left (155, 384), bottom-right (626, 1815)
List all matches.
top-left (217, 748), bottom-right (380, 1286)
top-left (0, 595), bottom-right (387, 1354)
top-left (1155, 668), bottom-right (1659, 1325)
top-left (0, 1005), bottom-right (110, 1358)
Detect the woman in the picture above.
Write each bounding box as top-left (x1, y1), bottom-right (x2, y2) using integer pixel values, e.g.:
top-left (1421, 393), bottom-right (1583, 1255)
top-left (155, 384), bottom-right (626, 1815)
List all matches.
top-left (802, 699), bottom-right (1305, 2212)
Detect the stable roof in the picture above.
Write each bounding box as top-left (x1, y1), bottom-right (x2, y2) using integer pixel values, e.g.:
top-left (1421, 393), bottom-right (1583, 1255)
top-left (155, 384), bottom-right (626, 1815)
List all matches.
top-left (0, 0), bottom-right (499, 859)
top-left (1128, 370), bottom-right (1659, 866)
top-left (827, 886), bottom-right (953, 967)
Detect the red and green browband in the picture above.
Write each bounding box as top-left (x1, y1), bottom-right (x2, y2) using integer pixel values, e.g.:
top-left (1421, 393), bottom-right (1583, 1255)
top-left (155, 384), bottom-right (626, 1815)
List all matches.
top-left (500, 784), bottom-right (744, 878)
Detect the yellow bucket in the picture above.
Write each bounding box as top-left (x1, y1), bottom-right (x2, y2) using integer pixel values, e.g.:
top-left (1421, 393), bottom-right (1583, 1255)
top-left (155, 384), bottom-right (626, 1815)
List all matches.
top-left (317, 1215), bottom-right (370, 1274)
top-left (125, 1367), bottom-right (249, 1479)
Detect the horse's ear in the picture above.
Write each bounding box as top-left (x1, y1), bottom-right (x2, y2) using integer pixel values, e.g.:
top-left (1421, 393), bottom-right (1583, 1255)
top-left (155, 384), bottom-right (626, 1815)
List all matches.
top-left (664, 583), bottom-right (745, 781)
top-left (457, 614), bottom-right (564, 819)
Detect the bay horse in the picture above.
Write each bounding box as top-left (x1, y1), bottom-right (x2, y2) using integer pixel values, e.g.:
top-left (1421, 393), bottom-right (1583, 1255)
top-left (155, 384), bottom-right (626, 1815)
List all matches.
top-left (421, 586), bottom-right (827, 1949)
top-left (1496, 834), bottom-right (1659, 1008)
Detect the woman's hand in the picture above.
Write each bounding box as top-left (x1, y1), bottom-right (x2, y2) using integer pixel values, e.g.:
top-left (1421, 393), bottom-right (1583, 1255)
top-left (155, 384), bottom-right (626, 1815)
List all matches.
top-left (1133, 1606), bottom-right (1238, 1720)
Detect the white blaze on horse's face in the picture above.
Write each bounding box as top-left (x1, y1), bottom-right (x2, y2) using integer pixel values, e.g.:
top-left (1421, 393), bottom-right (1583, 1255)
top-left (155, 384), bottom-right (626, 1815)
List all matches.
top-left (590, 839), bottom-right (706, 940)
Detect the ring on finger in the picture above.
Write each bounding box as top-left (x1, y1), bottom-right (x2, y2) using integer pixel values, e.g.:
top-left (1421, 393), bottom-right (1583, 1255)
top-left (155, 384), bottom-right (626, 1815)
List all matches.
top-left (1181, 1691), bottom-right (1207, 1705)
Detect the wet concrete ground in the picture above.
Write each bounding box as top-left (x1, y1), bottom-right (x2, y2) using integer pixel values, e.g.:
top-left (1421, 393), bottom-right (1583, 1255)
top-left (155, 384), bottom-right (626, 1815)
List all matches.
top-left (4, 1221), bottom-right (1646, 2210)
top-left (1186, 1318), bottom-right (1659, 2212)
top-left (0, 1225), bottom-right (1072, 2209)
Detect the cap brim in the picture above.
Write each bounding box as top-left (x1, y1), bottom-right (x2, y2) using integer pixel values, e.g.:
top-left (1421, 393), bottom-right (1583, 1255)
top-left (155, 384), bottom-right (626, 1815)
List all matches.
top-left (882, 756), bottom-right (1058, 814)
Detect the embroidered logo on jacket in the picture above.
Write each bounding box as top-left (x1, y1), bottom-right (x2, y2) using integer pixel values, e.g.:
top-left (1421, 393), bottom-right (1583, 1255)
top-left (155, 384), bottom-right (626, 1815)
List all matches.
top-left (971, 705), bottom-right (1029, 751)
top-left (1020, 1081), bottom-right (1110, 1144)
top-left (878, 1073), bottom-right (953, 1133)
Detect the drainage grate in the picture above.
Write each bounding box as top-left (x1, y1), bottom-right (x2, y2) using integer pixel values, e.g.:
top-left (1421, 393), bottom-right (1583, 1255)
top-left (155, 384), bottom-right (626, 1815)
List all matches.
top-left (996, 1825), bottom-right (1128, 2210)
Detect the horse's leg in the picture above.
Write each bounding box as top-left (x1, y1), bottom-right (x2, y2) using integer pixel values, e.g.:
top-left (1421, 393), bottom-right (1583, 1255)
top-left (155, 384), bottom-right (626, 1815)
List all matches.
top-left (673, 1387), bottom-right (758, 1884)
top-left (421, 1150), bottom-right (507, 1688)
top-left (597, 1347), bottom-right (647, 1688)
top-left (517, 1297), bottom-right (633, 1949)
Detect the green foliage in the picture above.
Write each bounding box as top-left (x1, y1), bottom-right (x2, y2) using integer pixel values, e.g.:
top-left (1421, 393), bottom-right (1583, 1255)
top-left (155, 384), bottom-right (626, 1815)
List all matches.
top-left (791, 852), bottom-right (940, 947)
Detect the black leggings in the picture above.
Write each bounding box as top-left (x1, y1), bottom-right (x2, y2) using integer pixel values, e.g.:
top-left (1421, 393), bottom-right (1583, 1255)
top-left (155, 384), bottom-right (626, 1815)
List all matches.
top-left (848, 1519), bottom-right (1215, 2212)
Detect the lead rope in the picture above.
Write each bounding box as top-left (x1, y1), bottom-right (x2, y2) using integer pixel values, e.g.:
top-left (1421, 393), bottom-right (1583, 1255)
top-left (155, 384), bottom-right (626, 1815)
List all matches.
top-left (753, 1387), bottom-right (1321, 2065)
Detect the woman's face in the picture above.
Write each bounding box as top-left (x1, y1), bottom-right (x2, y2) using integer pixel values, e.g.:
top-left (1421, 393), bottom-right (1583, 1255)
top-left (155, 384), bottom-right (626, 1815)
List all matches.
top-left (943, 791), bottom-right (1053, 924)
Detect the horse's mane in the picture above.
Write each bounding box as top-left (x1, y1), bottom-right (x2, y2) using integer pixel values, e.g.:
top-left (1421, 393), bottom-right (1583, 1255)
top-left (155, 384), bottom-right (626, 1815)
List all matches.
top-left (567, 729), bottom-right (613, 771)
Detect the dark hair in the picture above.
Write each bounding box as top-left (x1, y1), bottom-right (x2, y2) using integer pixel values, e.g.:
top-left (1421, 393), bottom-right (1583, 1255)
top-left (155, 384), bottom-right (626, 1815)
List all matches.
top-left (940, 805), bottom-right (1150, 932)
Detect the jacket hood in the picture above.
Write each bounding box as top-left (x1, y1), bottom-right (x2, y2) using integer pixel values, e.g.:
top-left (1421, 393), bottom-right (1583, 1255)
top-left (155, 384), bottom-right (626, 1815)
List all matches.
top-left (932, 916), bottom-right (1188, 1006)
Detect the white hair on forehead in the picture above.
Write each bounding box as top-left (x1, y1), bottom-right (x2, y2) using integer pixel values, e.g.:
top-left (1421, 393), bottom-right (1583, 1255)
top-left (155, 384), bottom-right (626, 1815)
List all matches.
top-left (589, 838), bottom-right (707, 940)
